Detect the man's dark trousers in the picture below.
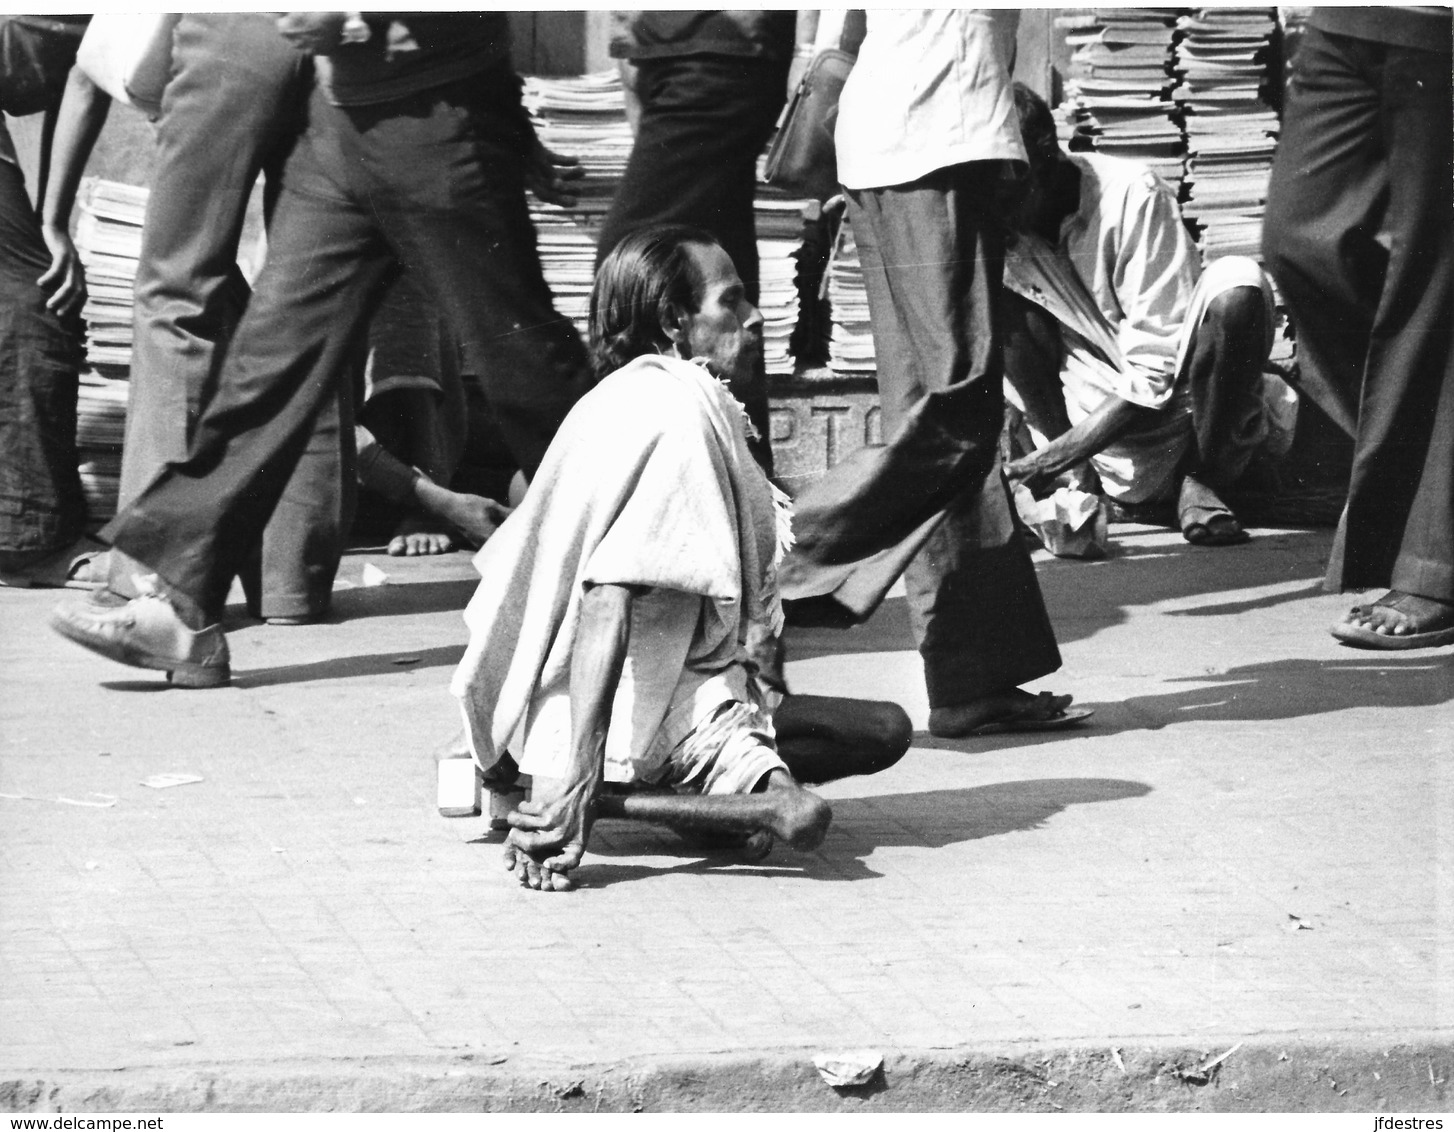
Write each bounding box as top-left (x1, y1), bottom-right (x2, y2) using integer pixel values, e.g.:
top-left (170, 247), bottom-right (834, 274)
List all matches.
top-left (0, 157), bottom-right (88, 560)
top-left (595, 54), bottom-right (788, 471)
top-left (1263, 25), bottom-right (1453, 602)
top-left (110, 14), bottom-right (352, 619)
top-left (103, 74), bottom-right (590, 621)
top-left (782, 162), bottom-right (1062, 708)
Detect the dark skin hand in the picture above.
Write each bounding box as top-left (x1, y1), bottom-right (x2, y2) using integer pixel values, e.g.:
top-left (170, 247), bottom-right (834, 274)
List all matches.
top-left (1005, 394), bottom-right (1155, 495)
top-left (523, 141), bottom-right (584, 209)
top-left (503, 582), bottom-right (636, 891)
top-left (38, 66), bottom-right (111, 319)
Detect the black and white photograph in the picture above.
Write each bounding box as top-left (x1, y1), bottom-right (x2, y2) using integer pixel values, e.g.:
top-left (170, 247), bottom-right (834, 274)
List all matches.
top-left (1, 6), bottom-right (1450, 1120)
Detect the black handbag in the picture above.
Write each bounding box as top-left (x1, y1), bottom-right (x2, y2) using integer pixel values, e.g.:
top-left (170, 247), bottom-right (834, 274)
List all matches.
top-left (0, 15), bottom-right (87, 117)
top-left (763, 47), bottom-right (855, 201)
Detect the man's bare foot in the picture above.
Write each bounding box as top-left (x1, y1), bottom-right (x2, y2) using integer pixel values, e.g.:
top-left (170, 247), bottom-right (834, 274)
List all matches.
top-left (1331, 590), bottom-right (1454, 649)
top-left (928, 688), bottom-right (1079, 738)
top-left (763, 778), bottom-right (832, 850)
top-left (387, 514), bottom-right (455, 556)
top-left (0, 535), bottom-right (108, 589)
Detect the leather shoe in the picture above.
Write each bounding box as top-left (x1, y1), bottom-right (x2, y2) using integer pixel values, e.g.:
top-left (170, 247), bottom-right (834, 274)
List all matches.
top-left (51, 592), bottom-right (231, 688)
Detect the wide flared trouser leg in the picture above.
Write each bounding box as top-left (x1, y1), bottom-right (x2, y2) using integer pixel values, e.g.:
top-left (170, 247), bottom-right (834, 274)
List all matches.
top-left (784, 163), bottom-right (1061, 707)
top-left (594, 55), bottom-right (788, 472)
top-left (111, 13), bottom-right (348, 615)
top-left (103, 180), bottom-right (388, 621)
top-left (333, 82), bottom-right (590, 482)
top-left (1263, 28), bottom-right (1453, 600)
top-left (0, 159), bottom-right (87, 558)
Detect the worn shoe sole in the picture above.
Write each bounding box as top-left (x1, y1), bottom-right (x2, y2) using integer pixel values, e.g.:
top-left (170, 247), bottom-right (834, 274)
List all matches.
top-left (49, 610), bottom-right (231, 688)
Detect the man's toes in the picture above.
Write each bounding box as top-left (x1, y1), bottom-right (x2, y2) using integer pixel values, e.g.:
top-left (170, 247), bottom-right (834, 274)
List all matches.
top-left (1043, 691), bottom-right (1073, 716)
top-left (387, 536), bottom-right (407, 556)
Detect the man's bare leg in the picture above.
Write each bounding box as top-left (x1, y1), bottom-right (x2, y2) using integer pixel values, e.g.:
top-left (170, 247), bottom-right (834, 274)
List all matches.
top-left (506, 769), bottom-right (831, 890)
top-left (772, 693), bottom-right (912, 784)
top-left (596, 770), bottom-right (831, 848)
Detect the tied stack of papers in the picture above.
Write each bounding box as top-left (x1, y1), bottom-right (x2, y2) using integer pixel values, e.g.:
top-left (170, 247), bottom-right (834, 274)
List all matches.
top-left (74, 177), bottom-right (145, 376)
top-left (73, 177), bottom-right (146, 521)
top-left (824, 219), bottom-right (875, 376)
top-left (1058, 9), bottom-right (1185, 190)
top-left (1173, 8), bottom-right (1280, 263)
top-left (522, 71), bottom-right (809, 375)
top-left (521, 70), bottom-right (634, 343)
top-left (752, 153), bottom-right (811, 376)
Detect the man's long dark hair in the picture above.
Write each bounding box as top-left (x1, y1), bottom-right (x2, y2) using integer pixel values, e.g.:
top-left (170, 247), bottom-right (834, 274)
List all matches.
top-left (589, 224), bottom-right (716, 380)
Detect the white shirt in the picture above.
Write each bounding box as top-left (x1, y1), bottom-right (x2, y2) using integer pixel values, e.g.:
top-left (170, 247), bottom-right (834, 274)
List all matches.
top-left (835, 9), bottom-right (1025, 191)
top-left (1055, 152), bottom-right (1202, 412)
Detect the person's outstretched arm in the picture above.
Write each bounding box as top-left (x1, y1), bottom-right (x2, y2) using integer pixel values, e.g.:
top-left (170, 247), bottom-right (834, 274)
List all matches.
top-left (504, 582), bottom-right (638, 891)
top-left (38, 65), bottom-right (111, 319)
top-left (1006, 393), bottom-right (1153, 494)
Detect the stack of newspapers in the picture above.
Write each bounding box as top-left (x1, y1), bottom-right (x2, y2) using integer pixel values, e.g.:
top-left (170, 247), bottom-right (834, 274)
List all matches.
top-left (521, 70), bottom-right (635, 342)
top-left (1058, 9), bottom-right (1185, 190)
top-left (74, 177), bottom-right (145, 376)
top-left (751, 155), bottom-right (811, 377)
top-left (73, 178), bottom-right (146, 521)
top-left (824, 219), bottom-right (874, 376)
top-left (1173, 8), bottom-right (1280, 262)
top-left (524, 70), bottom-right (810, 373)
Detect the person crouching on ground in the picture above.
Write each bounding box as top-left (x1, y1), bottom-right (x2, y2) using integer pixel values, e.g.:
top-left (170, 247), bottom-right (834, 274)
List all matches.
top-left (450, 225), bottom-right (912, 892)
top-left (1001, 83), bottom-right (1285, 547)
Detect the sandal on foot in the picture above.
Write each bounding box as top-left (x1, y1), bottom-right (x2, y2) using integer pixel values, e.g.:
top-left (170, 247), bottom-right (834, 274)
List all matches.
top-left (1178, 477), bottom-right (1249, 546)
top-left (1182, 512), bottom-right (1249, 546)
top-left (966, 706), bottom-right (1095, 735)
top-left (1330, 591), bottom-right (1454, 650)
top-left (0, 537), bottom-right (108, 590)
top-left (930, 691), bottom-right (1094, 738)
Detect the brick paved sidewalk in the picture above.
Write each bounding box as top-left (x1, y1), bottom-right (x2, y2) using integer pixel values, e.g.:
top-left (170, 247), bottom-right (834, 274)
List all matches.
top-left (2, 526), bottom-right (1450, 1111)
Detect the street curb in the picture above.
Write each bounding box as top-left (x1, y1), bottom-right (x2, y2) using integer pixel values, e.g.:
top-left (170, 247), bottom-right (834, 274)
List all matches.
top-left (5, 1037), bottom-right (1450, 1112)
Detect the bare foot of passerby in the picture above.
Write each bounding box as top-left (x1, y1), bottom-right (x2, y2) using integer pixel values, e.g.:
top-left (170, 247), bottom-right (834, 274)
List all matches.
top-left (387, 513), bottom-right (456, 556)
top-left (1331, 590), bottom-right (1454, 650)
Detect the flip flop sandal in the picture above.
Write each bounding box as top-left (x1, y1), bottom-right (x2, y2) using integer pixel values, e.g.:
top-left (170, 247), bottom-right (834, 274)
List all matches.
top-left (967, 706), bottom-right (1096, 735)
top-left (0, 539), bottom-right (108, 589)
top-left (1330, 594), bottom-right (1454, 650)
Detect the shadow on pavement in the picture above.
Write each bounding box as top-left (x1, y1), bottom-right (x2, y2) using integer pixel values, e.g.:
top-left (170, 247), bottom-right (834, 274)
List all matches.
top-left (572, 777), bottom-right (1150, 887)
top-left (221, 579), bottom-right (479, 627)
top-left (1079, 655), bottom-right (1453, 733)
top-left (231, 643), bottom-right (466, 689)
top-left (911, 723), bottom-right (1100, 754)
top-left (1162, 580), bottom-right (1326, 618)
top-left (786, 528), bottom-right (1334, 658)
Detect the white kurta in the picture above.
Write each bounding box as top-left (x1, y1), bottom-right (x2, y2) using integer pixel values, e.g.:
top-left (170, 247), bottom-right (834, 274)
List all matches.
top-left (834, 9), bottom-right (1024, 191)
top-left (1005, 153), bottom-right (1279, 502)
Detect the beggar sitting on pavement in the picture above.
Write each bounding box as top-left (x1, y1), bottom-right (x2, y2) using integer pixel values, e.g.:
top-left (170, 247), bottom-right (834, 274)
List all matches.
top-left (1000, 83), bottom-right (1284, 547)
top-left (450, 226), bottom-right (912, 891)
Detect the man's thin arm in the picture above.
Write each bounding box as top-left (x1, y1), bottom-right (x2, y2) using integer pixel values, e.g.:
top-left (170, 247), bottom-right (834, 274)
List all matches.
top-left (37, 66), bottom-right (111, 316)
top-left (1006, 393), bottom-right (1154, 491)
top-left (504, 582), bottom-right (637, 886)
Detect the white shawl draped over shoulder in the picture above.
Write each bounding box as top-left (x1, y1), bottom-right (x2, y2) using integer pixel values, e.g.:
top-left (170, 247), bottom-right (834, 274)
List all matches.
top-left (450, 355), bottom-right (785, 772)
